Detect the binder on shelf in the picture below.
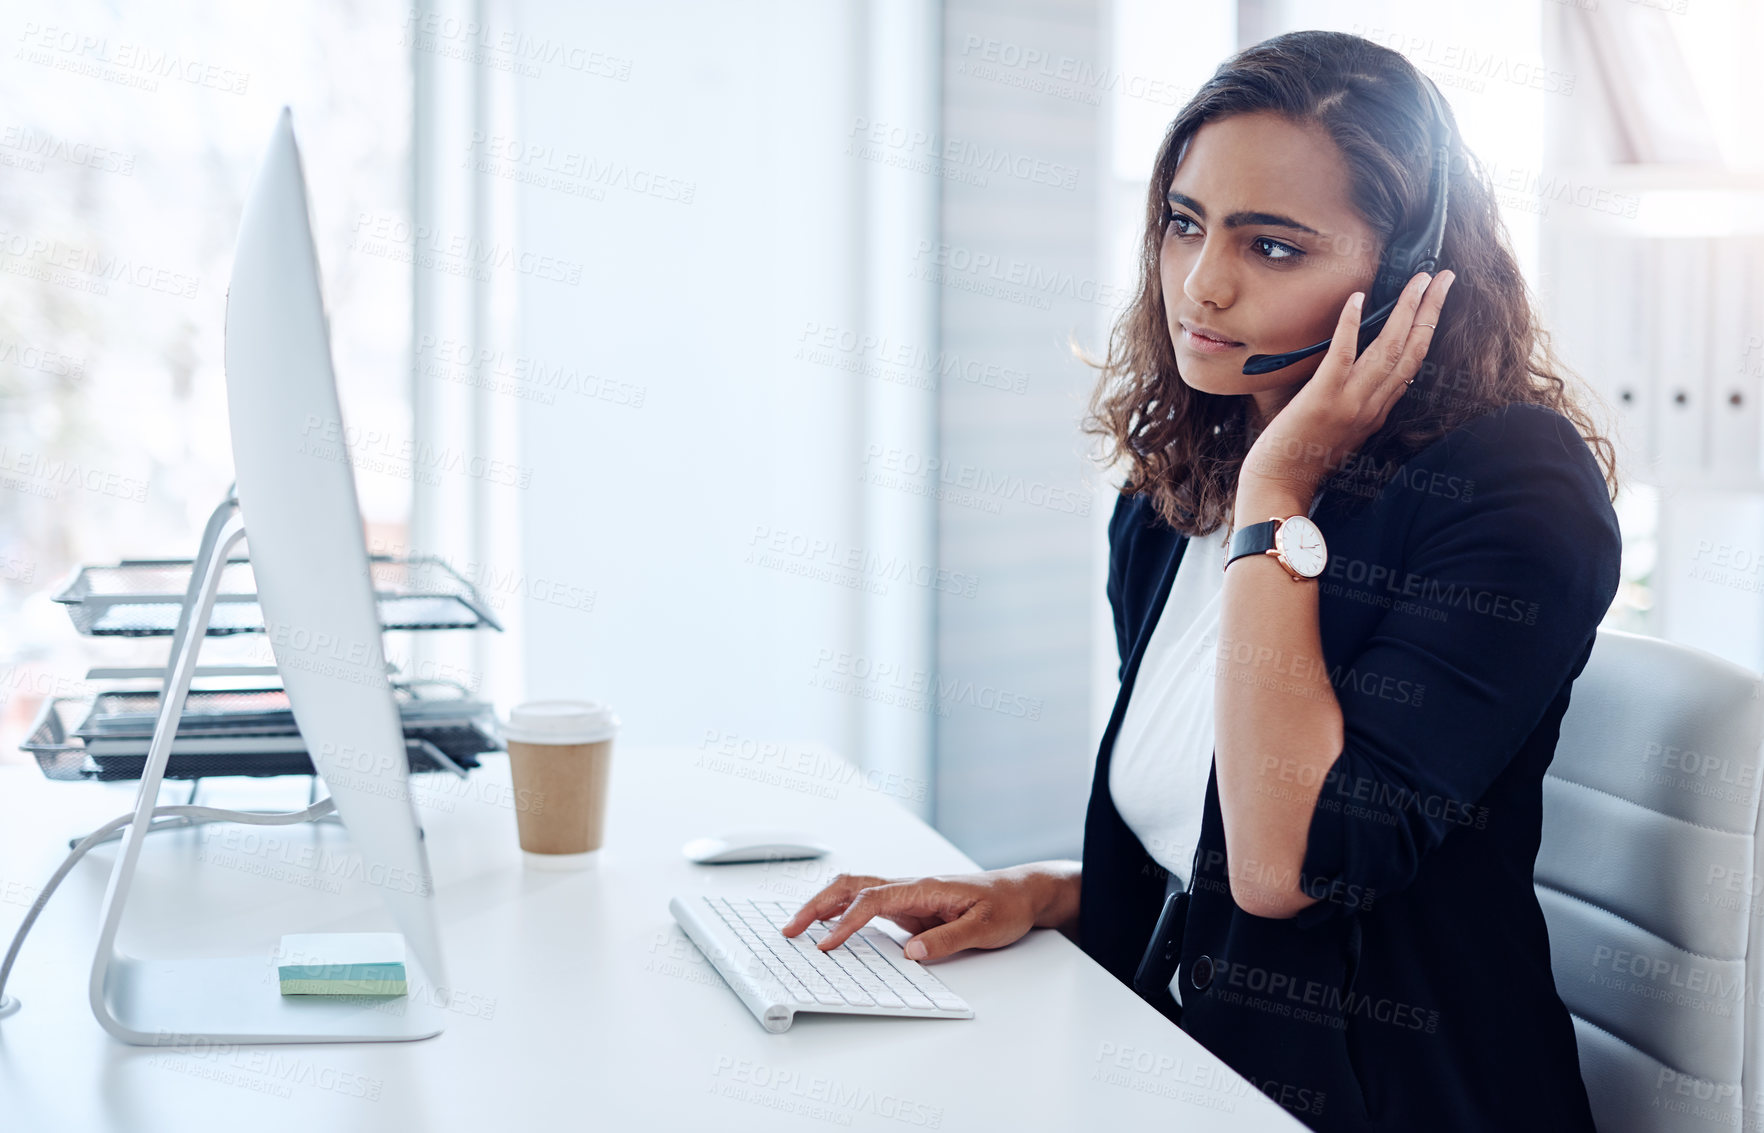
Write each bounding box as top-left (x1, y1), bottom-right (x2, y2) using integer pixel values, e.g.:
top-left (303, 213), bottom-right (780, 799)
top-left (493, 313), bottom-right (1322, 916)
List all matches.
top-left (1650, 237), bottom-right (1709, 478)
top-left (1596, 236), bottom-right (1654, 477)
top-left (1709, 235), bottom-right (1764, 483)
top-left (1543, 225), bottom-right (1607, 423)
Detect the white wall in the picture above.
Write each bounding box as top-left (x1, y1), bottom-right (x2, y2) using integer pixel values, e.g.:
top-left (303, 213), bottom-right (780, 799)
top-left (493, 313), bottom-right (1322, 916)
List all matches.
top-left (508, 2), bottom-right (883, 778)
top-left (504, 0), bottom-right (1113, 867)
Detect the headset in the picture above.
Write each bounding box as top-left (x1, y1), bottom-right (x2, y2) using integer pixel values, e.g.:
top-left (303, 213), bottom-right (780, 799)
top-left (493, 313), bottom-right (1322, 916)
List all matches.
top-left (1239, 73), bottom-right (1454, 377)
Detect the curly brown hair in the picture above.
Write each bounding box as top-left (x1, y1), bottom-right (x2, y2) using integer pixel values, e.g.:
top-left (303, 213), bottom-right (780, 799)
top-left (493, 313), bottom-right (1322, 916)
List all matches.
top-left (1080, 29), bottom-right (1622, 535)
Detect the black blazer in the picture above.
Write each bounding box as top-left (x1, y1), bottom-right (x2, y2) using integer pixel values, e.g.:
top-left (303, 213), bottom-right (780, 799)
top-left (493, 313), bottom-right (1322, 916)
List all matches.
top-left (1079, 402), bottom-right (1621, 1132)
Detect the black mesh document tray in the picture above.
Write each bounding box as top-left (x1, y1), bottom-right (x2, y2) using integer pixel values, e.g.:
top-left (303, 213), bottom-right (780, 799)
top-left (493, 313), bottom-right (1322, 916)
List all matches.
top-left (24, 684), bottom-right (503, 782)
top-left (52, 555), bottom-right (503, 636)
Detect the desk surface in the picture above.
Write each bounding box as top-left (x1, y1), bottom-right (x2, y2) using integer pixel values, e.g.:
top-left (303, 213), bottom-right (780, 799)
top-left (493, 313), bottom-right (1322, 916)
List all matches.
top-left (0, 747), bottom-right (1304, 1132)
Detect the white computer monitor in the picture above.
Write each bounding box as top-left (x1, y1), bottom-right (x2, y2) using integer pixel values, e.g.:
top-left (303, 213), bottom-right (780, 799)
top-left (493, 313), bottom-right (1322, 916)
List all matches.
top-left (224, 104), bottom-right (449, 1019)
top-left (87, 107), bottom-right (448, 1044)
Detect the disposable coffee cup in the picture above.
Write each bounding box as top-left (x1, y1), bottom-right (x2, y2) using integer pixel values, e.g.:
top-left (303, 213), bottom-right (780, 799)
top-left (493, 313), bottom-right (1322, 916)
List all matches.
top-left (500, 699), bottom-right (620, 870)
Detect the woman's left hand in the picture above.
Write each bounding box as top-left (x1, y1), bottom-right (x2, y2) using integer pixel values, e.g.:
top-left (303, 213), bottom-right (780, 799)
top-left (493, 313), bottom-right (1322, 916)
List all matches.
top-left (1244, 269), bottom-right (1456, 495)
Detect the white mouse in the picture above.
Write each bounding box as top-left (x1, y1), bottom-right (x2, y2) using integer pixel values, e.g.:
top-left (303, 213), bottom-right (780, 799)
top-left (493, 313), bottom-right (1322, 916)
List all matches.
top-left (681, 829), bottom-right (831, 865)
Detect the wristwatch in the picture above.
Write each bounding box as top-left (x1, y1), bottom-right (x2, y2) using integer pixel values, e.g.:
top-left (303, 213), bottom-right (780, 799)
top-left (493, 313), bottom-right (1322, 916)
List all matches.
top-left (1224, 514), bottom-right (1328, 581)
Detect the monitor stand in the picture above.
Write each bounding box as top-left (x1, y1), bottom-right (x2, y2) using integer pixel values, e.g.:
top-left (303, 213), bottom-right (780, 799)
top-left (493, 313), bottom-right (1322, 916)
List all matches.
top-left (88, 493), bottom-right (445, 1044)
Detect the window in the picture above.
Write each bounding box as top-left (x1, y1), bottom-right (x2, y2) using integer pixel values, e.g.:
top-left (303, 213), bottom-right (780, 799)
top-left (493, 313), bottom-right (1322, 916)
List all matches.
top-left (0, 0), bottom-right (413, 763)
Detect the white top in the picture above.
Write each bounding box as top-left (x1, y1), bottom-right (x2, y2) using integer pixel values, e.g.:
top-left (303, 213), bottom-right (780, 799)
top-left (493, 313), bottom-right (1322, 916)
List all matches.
top-left (1108, 520), bottom-right (1232, 893)
top-left (1108, 490), bottom-right (1324, 1004)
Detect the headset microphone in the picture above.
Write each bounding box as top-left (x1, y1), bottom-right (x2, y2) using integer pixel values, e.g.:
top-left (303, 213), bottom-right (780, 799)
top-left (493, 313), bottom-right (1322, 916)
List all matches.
top-left (1239, 75), bottom-right (1454, 378)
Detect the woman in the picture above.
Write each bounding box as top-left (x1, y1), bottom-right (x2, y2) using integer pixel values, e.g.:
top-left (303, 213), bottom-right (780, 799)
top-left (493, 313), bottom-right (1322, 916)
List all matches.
top-left (782, 29), bottom-right (1621, 1132)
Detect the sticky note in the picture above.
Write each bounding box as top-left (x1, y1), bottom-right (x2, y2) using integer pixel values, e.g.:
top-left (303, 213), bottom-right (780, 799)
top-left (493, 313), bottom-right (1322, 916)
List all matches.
top-left (277, 932), bottom-right (407, 997)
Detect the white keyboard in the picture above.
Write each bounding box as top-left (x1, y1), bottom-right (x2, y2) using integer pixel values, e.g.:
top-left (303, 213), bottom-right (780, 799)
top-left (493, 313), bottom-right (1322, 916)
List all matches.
top-left (667, 894), bottom-right (975, 1033)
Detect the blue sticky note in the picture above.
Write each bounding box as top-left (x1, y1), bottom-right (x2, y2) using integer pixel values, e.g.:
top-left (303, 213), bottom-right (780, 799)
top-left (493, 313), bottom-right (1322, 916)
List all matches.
top-left (277, 932), bottom-right (407, 996)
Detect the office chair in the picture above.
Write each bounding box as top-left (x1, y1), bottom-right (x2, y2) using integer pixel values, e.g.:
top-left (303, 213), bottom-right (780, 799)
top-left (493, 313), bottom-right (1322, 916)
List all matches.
top-left (1536, 626), bottom-right (1764, 1132)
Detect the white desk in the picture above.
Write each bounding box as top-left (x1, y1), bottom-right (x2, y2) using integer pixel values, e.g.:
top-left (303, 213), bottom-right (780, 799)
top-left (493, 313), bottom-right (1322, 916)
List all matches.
top-left (0, 748), bottom-right (1305, 1131)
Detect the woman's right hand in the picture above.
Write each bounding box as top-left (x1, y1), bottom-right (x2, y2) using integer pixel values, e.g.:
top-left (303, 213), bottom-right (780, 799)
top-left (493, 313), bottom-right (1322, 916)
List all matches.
top-left (778, 869), bottom-right (1043, 962)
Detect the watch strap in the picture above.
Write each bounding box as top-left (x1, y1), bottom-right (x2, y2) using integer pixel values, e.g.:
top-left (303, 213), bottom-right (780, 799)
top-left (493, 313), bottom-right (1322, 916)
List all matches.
top-left (1224, 518), bottom-right (1280, 573)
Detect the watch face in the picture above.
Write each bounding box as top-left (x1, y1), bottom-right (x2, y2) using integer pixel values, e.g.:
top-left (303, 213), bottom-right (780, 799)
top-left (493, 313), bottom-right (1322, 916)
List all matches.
top-left (1277, 516), bottom-right (1327, 577)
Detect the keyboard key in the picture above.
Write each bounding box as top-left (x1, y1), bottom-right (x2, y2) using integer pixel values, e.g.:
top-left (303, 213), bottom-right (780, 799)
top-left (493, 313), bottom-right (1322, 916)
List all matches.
top-left (819, 964), bottom-right (874, 1005)
top-left (752, 950), bottom-right (812, 1000)
top-left (847, 940), bottom-right (918, 993)
top-left (857, 943), bottom-right (965, 1010)
top-left (780, 937), bottom-right (841, 982)
top-left (849, 936), bottom-right (916, 976)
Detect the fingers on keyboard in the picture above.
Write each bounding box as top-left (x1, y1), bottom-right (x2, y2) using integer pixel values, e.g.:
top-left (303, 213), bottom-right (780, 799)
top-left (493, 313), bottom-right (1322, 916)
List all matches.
top-left (782, 874), bottom-right (874, 935)
top-left (817, 918), bottom-right (864, 951)
top-left (820, 889), bottom-right (894, 950)
top-left (782, 892), bottom-right (846, 935)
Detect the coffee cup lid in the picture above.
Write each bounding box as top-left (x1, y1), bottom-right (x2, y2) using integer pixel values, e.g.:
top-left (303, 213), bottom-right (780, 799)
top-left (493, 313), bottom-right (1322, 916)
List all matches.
top-left (500, 699), bottom-right (619, 745)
